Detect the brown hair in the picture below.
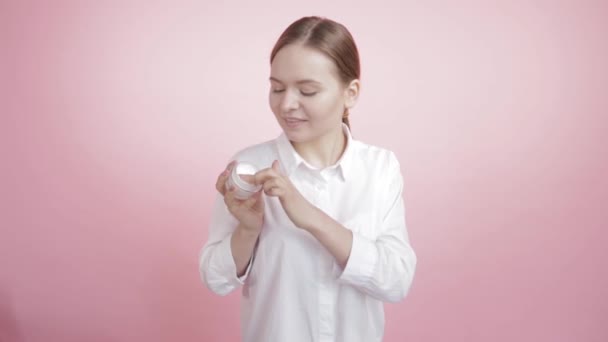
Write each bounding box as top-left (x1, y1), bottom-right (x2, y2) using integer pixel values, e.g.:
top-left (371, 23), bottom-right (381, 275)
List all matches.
top-left (270, 16), bottom-right (360, 129)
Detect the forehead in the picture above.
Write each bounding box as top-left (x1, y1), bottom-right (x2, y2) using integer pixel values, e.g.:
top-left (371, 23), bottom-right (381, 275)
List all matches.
top-left (270, 44), bottom-right (340, 84)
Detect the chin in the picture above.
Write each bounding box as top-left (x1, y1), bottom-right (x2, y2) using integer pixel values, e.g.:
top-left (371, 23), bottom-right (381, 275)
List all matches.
top-left (282, 125), bottom-right (314, 143)
top-left (283, 130), bottom-right (309, 143)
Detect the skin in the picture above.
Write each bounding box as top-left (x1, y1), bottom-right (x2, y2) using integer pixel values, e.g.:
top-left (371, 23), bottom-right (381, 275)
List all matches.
top-left (215, 43), bottom-right (361, 277)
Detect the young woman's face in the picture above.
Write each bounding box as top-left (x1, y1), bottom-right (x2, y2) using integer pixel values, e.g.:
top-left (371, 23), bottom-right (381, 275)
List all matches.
top-left (269, 44), bottom-right (348, 143)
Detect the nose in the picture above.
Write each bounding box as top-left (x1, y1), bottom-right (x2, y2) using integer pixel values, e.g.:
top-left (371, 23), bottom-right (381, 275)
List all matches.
top-left (279, 90), bottom-right (300, 113)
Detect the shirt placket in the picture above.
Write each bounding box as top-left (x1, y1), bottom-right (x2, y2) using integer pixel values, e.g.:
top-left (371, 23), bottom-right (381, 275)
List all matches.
top-left (312, 173), bottom-right (336, 342)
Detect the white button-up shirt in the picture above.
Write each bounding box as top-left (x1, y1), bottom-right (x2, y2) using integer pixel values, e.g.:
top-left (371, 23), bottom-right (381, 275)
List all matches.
top-left (200, 124), bottom-right (417, 342)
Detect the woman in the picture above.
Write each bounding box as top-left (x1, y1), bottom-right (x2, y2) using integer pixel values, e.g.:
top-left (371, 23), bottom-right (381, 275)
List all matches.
top-left (199, 16), bottom-right (417, 342)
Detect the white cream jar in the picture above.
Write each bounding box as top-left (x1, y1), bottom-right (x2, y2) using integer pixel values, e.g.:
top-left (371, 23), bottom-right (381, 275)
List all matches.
top-left (225, 161), bottom-right (262, 200)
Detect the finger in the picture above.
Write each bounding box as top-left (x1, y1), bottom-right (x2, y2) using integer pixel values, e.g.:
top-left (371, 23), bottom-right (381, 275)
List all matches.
top-left (223, 185), bottom-right (238, 209)
top-left (264, 186), bottom-right (283, 197)
top-left (243, 191), bottom-right (260, 209)
top-left (226, 160), bottom-right (237, 171)
top-left (239, 174), bottom-right (256, 185)
top-left (262, 178), bottom-right (282, 193)
top-left (216, 169), bottom-right (231, 195)
top-left (263, 179), bottom-right (285, 197)
top-left (251, 190), bottom-right (265, 211)
top-left (254, 168), bottom-right (280, 185)
top-left (272, 160), bottom-right (282, 175)
top-left (216, 161), bottom-right (237, 195)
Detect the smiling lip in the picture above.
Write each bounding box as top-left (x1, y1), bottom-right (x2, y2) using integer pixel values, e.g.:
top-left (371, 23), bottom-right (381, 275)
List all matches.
top-left (284, 117), bottom-right (307, 128)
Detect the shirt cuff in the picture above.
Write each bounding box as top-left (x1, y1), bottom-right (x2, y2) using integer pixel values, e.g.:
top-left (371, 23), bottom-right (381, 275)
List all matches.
top-left (336, 231), bottom-right (378, 283)
top-left (216, 233), bottom-right (254, 286)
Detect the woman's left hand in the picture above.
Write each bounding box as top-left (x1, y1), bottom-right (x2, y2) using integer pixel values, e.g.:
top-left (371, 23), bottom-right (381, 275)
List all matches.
top-left (254, 160), bottom-right (317, 230)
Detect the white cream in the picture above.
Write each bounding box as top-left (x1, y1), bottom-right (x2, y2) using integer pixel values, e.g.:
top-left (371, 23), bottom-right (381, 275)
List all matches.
top-left (225, 161), bottom-right (262, 200)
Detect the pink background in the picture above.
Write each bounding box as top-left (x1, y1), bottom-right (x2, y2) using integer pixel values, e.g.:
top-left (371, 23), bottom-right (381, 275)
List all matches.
top-left (1, 1), bottom-right (607, 341)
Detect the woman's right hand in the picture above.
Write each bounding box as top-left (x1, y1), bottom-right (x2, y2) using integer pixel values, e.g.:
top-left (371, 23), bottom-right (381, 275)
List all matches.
top-left (216, 161), bottom-right (265, 235)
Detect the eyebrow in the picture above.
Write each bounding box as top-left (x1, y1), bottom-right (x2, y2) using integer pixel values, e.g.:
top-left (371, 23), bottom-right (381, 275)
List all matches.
top-left (269, 77), bottom-right (322, 85)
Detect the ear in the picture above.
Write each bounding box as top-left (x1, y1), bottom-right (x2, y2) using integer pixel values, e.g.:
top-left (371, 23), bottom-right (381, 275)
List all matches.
top-left (343, 79), bottom-right (360, 109)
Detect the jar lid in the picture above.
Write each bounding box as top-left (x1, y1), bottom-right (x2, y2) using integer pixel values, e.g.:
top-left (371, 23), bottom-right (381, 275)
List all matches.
top-left (232, 162), bottom-right (262, 193)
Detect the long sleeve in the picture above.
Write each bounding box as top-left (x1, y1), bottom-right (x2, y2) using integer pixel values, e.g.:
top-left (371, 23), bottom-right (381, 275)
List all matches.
top-left (337, 152), bottom-right (417, 303)
top-left (199, 193), bottom-right (254, 296)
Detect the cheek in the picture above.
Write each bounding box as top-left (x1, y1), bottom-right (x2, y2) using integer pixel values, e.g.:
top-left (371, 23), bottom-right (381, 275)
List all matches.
top-left (305, 94), bottom-right (342, 119)
top-left (268, 94), bottom-right (279, 113)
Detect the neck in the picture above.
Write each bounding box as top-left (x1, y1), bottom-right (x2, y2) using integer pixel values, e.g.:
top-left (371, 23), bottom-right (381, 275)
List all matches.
top-left (291, 125), bottom-right (346, 169)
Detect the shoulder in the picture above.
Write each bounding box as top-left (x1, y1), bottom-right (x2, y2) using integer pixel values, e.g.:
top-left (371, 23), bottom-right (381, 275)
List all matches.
top-left (349, 139), bottom-right (401, 172)
top-left (347, 139), bottom-right (405, 202)
top-left (229, 137), bottom-right (279, 169)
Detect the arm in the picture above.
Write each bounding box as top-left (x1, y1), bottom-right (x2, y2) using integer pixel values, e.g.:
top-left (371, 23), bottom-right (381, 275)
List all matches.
top-left (307, 153), bottom-right (417, 303)
top-left (231, 224), bottom-right (260, 277)
top-left (254, 156), bottom-right (417, 302)
top-left (199, 194), bottom-right (257, 296)
top-left (199, 161), bottom-right (264, 296)
top-left (305, 209), bottom-right (353, 269)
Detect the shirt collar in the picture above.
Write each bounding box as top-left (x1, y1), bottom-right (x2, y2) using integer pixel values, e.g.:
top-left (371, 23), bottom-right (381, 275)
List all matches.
top-left (276, 123), bottom-right (354, 182)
